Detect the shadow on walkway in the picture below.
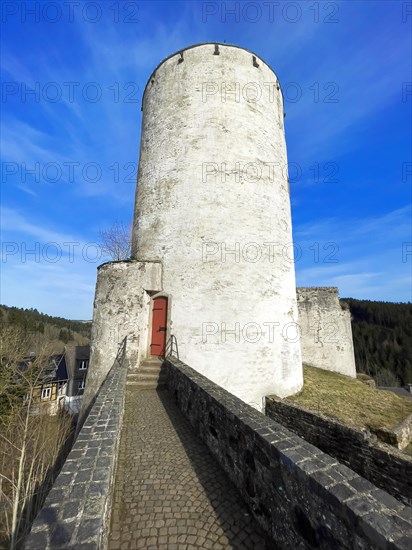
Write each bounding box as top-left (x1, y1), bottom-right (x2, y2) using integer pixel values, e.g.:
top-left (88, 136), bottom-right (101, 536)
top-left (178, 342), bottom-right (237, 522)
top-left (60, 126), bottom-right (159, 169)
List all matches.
top-left (156, 388), bottom-right (274, 549)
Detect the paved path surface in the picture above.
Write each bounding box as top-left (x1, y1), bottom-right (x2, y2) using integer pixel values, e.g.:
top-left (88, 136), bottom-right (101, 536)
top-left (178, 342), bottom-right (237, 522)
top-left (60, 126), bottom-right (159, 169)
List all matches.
top-left (108, 388), bottom-right (271, 549)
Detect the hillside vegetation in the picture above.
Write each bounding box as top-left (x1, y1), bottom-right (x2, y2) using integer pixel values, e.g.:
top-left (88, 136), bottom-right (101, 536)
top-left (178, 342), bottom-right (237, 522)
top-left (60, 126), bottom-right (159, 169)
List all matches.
top-left (1, 299), bottom-right (410, 385)
top-left (341, 298), bottom-right (412, 386)
top-left (288, 365), bottom-right (412, 431)
top-left (0, 304), bottom-right (91, 353)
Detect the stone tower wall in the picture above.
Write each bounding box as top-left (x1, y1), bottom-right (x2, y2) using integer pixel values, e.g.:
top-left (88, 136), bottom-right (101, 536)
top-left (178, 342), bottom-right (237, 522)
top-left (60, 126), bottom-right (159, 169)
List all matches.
top-left (81, 260), bottom-right (162, 416)
top-left (131, 43), bottom-right (303, 408)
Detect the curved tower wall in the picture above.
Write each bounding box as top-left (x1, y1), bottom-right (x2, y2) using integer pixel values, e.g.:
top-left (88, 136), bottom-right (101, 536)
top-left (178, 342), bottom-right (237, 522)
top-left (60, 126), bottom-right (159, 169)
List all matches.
top-left (132, 44), bottom-right (303, 408)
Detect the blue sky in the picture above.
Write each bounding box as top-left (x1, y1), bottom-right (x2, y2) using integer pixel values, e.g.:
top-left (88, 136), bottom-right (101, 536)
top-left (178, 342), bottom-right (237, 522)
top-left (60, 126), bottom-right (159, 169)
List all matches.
top-left (1, 0), bottom-right (411, 319)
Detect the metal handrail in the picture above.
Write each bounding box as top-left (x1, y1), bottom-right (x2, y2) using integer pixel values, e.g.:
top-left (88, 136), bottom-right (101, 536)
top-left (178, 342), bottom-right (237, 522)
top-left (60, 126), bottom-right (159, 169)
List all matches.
top-left (165, 334), bottom-right (179, 360)
top-left (115, 336), bottom-right (127, 366)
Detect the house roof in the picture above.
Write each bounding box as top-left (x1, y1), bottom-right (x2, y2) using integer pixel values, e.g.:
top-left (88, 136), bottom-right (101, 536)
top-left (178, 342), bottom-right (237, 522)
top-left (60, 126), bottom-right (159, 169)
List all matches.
top-left (51, 354), bottom-right (68, 381)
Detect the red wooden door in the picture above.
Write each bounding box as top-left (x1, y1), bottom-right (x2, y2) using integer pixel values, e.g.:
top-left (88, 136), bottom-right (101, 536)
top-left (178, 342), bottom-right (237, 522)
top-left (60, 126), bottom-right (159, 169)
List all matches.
top-left (150, 297), bottom-right (168, 356)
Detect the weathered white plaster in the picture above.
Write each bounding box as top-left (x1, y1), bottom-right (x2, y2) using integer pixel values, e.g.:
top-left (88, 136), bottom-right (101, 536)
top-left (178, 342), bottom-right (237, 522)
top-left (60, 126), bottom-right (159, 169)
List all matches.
top-left (297, 287), bottom-right (356, 378)
top-left (131, 44), bottom-right (303, 409)
top-left (81, 260), bottom-right (162, 415)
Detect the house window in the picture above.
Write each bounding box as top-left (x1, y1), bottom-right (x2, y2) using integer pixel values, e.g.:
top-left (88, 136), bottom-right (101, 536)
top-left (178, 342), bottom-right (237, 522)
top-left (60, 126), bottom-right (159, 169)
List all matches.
top-left (79, 360), bottom-right (88, 370)
top-left (78, 379), bottom-right (86, 391)
top-left (41, 388), bottom-right (51, 399)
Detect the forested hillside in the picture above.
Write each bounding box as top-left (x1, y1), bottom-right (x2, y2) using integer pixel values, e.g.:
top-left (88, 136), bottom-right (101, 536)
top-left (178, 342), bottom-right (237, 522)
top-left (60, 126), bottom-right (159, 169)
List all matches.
top-left (341, 298), bottom-right (412, 387)
top-left (0, 305), bottom-right (91, 352)
top-left (1, 300), bottom-right (411, 386)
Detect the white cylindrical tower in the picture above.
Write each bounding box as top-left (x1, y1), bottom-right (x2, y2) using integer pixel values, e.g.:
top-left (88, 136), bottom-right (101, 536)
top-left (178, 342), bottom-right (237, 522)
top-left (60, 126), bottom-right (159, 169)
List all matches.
top-left (132, 43), bottom-right (303, 408)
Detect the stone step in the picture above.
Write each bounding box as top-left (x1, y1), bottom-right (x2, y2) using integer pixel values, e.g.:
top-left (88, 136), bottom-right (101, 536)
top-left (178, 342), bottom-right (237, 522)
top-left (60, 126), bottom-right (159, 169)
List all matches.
top-left (141, 357), bottom-right (164, 365)
top-left (128, 365), bottom-right (165, 377)
top-left (127, 380), bottom-right (167, 389)
top-left (131, 372), bottom-right (167, 382)
top-left (135, 364), bottom-right (164, 375)
top-left (126, 358), bottom-right (168, 390)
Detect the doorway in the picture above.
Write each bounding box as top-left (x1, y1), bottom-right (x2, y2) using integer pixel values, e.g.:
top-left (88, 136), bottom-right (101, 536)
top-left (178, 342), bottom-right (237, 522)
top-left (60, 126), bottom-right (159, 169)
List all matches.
top-left (150, 296), bottom-right (168, 356)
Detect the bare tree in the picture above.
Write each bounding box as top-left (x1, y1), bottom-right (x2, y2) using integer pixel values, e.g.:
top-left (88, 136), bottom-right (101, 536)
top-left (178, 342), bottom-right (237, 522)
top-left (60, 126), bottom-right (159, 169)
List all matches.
top-left (0, 326), bottom-right (72, 548)
top-left (98, 220), bottom-right (132, 261)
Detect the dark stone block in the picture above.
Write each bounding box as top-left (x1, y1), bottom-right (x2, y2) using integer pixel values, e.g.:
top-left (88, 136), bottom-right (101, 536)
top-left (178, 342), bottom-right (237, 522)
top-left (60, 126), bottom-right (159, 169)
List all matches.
top-left (99, 437), bottom-right (115, 448)
top-left (328, 482), bottom-right (357, 503)
top-left (77, 456), bottom-right (96, 471)
top-left (36, 507), bottom-right (58, 526)
top-left (85, 447), bottom-right (99, 458)
top-left (92, 468), bottom-right (109, 482)
top-left (96, 457), bottom-right (112, 468)
top-left (24, 531), bottom-right (49, 548)
top-left (348, 476), bottom-right (374, 494)
top-left (275, 439), bottom-right (296, 452)
top-left (75, 469), bottom-right (93, 484)
top-left (94, 426), bottom-right (108, 433)
top-left (346, 494), bottom-right (380, 518)
top-left (88, 481), bottom-right (107, 497)
top-left (62, 460), bottom-right (78, 474)
top-left (333, 462), bottom-right (359, 481)
top-left (282, 447), bottom-right (308, 466)
top-left (77, 518), bottom-right (102, 543)
top-left (54, 472), bottom-right (73, 488)
top-left (370, 489), bottom-right (405, 512)
top-left (83, 496), bottom-right (105, 517)
top-left (70, 484), bottom-right (87, 500)
top-left (67, 449), bottom-right (85, 460)
top-left (309, 469), bottom-right (335, 492)
top-left (62, 500), bottom-right (81, 520)
top-left (50, 522), bottom-right (75, 546)
top-left (296, 457), bottom-right (328, 475)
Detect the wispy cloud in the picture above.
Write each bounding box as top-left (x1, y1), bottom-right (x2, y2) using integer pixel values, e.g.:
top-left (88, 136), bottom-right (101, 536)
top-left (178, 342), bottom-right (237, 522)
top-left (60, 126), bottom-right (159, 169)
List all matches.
top-left (294, 205), bottom-right (412, 301)
top-left (1, 1), bottom-right (410, 316)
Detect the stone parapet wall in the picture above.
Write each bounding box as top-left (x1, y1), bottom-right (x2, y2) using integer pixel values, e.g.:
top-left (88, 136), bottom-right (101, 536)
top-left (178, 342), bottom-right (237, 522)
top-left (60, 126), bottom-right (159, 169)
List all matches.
top-left (23, 348), bottom-right (128, 549)
top-left (266, 396), bottom-right (412, 506)
top-left (165, 358), bottom-right (412, 549)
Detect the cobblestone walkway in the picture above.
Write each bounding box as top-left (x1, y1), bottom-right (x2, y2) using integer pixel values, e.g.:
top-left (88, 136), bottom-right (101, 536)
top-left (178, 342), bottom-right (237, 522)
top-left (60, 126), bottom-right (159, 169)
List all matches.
top-left (108, 388), bottom-right (271, 549)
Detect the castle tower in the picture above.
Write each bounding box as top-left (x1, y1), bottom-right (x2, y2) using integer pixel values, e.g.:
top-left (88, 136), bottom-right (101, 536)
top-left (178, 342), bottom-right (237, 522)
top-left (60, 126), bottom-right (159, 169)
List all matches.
top-left (131, 43), bottom-right (303, 408)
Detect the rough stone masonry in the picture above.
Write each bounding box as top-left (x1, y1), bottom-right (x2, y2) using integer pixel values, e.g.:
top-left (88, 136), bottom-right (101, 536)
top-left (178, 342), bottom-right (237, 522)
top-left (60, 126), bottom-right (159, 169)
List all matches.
top-left (82, 43), bottom-right (355, 416)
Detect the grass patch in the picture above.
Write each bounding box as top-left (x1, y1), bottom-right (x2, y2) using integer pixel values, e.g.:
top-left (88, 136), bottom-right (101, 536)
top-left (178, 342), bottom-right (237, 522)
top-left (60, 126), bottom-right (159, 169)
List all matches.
top-left (287, 365), bottom-right (412, 431)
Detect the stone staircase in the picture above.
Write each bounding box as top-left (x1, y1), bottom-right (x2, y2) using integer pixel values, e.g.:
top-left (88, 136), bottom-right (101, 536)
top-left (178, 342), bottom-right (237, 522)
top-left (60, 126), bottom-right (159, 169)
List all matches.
top-left (127, 357), bottom-right (167, 390)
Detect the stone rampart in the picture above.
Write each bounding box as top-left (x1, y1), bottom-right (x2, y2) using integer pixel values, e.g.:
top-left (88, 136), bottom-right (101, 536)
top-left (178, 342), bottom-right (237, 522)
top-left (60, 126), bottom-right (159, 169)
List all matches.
top-left (23, 344), bottom-right (128, 549)
top-left (166, 358), bottom-right (412, 549)
top-left (266, 396), bottom-right (412, 506)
